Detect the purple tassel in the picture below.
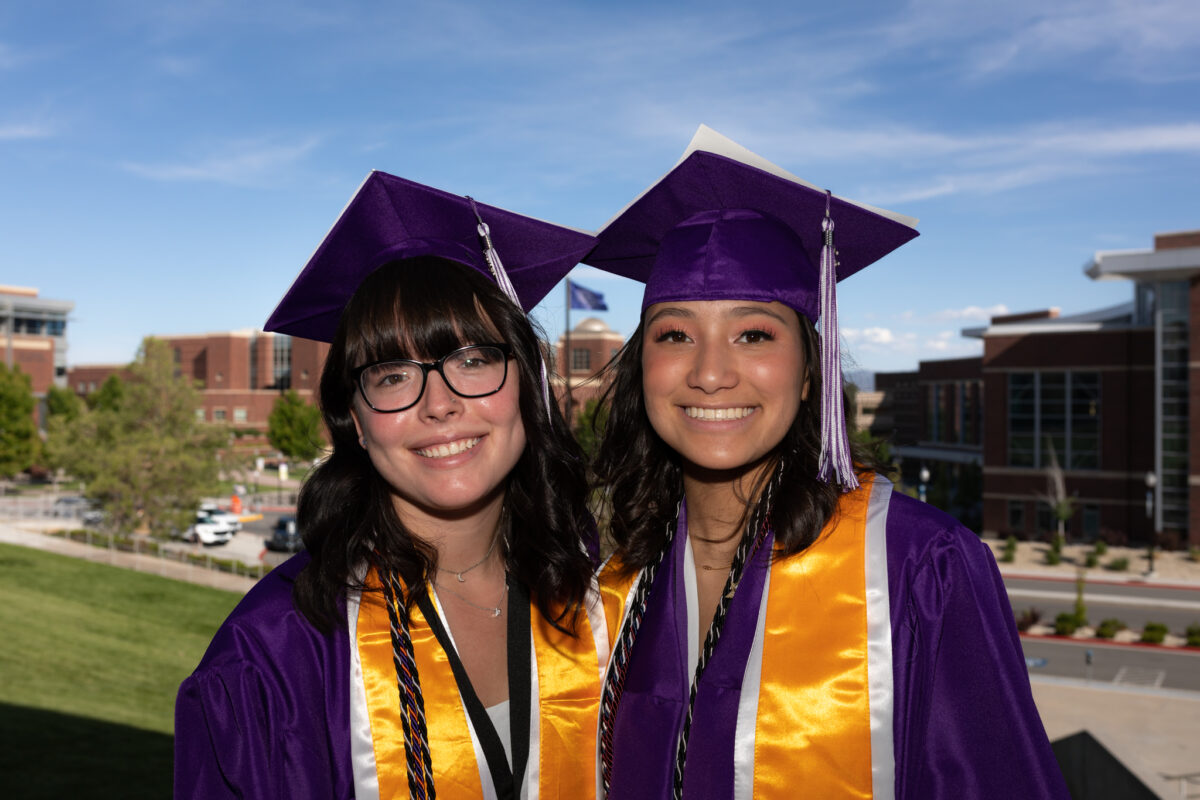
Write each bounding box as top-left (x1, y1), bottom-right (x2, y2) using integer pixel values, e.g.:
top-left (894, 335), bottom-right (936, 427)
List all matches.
top-left (467, 198), bottom-right (556, 422)
top-left (817, 191), bottom-right (859, 491)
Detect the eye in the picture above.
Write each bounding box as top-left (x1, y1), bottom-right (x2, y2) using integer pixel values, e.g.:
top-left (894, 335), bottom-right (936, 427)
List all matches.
top-left (652, 328), bottom-right (691, 344)
top-left (736, 328), bottom-right (775, 344)
top-left (364, 363), bottom-right (415, 388)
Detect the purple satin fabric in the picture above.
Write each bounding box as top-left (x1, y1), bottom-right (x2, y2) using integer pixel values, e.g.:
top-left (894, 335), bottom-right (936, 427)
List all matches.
top-left (608, 491), bottom-right (1071, 799)
top-left (174, 553), bottom-right (355, 799)
top-left (644, 209), bottom-right (819, 321)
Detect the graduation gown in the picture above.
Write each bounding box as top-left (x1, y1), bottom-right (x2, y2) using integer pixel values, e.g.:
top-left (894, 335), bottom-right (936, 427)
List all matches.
top-left (175, 553), bottom-right (607, 799)
top-left (598, 476), bottom-right (1069, 800)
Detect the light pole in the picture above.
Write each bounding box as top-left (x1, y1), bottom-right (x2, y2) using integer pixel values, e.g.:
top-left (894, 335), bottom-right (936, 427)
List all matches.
top-left (1144, 471), bottom-right (1157, 576)
top-left (919, 466), bottom-right (930, 504)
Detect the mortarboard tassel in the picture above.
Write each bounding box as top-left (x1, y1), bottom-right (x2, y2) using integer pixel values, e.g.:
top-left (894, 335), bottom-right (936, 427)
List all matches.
top-left (467, 197), bottom-right (556, 422)
top-left (817, 191), bottom-right (859, 491)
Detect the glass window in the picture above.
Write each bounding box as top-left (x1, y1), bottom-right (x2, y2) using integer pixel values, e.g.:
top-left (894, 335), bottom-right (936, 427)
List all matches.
top-left (1007, 500), bottom-right (1025, 532)
top-left (195, 408), bottom-right (205, 422)
top-left (213, 408), bottom-right (227, 421)
top-left (1007, 373), bottom-right (1035, 467)
top-left (1083, 504), bottom-right (1100, 541)
top-left (571, 348), bottom-right (590, 372)
top-left (234, 408), bottom-right (248, 423)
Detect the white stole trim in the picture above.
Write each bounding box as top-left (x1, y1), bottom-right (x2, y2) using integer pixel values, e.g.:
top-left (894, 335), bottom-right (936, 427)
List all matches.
top-left (347, 588), bottom-right (382, 800)
top-left (733, 561), bottom-right (771, 800)
top-left (865, 477), bottom-right (896, 800)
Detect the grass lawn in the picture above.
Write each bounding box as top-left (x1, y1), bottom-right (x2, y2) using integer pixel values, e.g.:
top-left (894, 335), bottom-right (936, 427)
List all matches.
top-left (0, 542), bottom-right (242, 798)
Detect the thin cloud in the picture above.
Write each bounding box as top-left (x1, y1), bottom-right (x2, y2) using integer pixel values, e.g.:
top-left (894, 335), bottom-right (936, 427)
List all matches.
top-left (843, 327), bottom-right (897, 345)
top-left (122, 137), bottom-right (321, 185)
top-left (0, 122), bottom-right (53, 140)
top-left (930, 304), bottom-right (1009, 322)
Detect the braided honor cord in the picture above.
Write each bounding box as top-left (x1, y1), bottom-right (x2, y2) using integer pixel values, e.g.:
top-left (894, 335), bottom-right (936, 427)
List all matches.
top-left (380, 570), bottom-right (436, 800)
top-left (671, 463), bottom-right (783, 800)
top-left (598, 502), bottom-right (681, 795)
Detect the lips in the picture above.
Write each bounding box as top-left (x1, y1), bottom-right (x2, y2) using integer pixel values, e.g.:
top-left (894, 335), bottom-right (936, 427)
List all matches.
top-left (683, 406), bottom-right (755, 421)
top-left (414, 437), bottom-right (482, 458)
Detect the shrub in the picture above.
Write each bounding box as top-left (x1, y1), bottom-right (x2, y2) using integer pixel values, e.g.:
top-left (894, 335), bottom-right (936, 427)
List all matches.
top-left (1095, 619), bottom-right (1125, 639)
top-left (1093, 540), bottom-right (1108, 556)
top-left (1186, 623), bottom-right (1200, 648)
top-left (1016, 608), bottom-right (1042, 632)
top-left (1105, 557), bottom-right (1129, 572)
top-left (1140, 622), bottom-right (1168, 644)
top-left (1084, 552), bottom-right (1098, 568)
top-left (1000, 536), bottom-right (1017, 564)
top-left (1188, 547), bottom-right (1200, 563)
top-left (1054, 612), bottom-right (1079, 636)
top-left (1044, 548), bottom-right (1062, 566)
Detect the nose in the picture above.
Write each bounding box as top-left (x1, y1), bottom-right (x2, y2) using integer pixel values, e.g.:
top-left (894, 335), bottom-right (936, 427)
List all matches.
top-left (418, 370), bottom-right (461, 420)
top-left (687, 339), bottom-right (738, 393)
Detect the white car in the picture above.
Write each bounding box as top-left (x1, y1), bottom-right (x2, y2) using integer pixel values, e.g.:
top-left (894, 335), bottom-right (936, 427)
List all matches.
top-left (199, 503), bottom-right (243, 532)
top-left (184, 513), bottom-right (236, 546)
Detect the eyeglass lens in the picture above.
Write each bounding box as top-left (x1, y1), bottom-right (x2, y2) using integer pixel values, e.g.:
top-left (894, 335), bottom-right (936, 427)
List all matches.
top-left (359, 345), bottom-right (507, 411)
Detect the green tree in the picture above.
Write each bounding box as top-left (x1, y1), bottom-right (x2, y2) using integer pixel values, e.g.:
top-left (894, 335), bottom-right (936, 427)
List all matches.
top-left (45, 338), bottom-right (225, 536)
top-left (45, 384), bottom-right (84, 422)
top-left (86, 373), bottom-right (126, 411)
top-left (268, 389), bottom-right (323, 461)
top-left (572, 397), bottom-right (609, 461)
top-left (0, 363), bottom-right (37, 477)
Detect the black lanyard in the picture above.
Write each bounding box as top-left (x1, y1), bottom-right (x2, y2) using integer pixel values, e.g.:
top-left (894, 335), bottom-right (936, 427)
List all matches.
top-left (415, 575), bottom-right (532, 800)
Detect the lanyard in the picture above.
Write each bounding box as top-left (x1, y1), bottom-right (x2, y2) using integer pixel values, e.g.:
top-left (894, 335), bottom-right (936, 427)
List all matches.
top-left (416, 575), bottom-right (532, 800)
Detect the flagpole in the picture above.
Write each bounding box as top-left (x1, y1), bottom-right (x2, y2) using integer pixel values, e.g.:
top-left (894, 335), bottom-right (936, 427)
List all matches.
top-left (564, 279), bottom-right (574, 424)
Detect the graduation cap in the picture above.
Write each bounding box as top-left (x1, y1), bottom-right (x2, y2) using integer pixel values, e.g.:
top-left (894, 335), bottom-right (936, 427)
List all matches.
top-left (584, 126), bottom-right (919, 489)
top-left (265, 170), bottom-right (597, 416)
top-left (265, 170), bottom-right (596, 343)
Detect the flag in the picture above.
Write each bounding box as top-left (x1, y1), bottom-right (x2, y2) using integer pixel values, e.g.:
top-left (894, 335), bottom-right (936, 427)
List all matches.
top-left (568, 280), bottom-right (608, 311)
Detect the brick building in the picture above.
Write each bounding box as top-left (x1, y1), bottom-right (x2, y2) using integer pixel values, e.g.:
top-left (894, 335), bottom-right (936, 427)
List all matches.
top-left (70, 331), bottom-right (329, 430)
top-left (554, 317), bottom-right (625, 421)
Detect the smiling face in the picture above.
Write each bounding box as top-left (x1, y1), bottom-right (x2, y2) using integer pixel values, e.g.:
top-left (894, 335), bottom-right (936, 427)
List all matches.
top-left (351, 347), bottom-right (526, 529)
top-left (641, 299), bottom-right (808, 477)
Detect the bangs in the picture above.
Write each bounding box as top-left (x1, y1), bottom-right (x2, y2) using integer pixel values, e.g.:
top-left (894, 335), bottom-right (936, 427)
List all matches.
top-left (343, 258), bottom-right (507, 369)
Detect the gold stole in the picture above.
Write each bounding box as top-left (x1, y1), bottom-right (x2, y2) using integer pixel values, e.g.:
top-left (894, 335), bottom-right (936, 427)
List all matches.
top-left (357, 569), bottom-right (603, 799)
top-left (598, 475), bottom-right (878, 798)
top-left (752, 475), bottom-right (875, 798)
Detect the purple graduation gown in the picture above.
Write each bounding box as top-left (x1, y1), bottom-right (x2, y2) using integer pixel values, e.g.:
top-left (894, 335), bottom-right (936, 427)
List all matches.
top-left (175, 553), bottom-right (355, 799)
top-left (606, 487), bottom-right (1070, 799)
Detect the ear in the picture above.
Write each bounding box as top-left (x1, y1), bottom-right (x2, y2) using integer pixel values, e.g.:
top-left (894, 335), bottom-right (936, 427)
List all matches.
top-left (350, 407), bottom-right (364, 441)
top-left (801, 374), bottom-right (811, 402)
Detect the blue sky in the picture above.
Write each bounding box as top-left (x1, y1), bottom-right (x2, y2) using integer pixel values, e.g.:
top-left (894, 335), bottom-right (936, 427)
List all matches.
top-left (4, 0), bottom-right (1199, 375)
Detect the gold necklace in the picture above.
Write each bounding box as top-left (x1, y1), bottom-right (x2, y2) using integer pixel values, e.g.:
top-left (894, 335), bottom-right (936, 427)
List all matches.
top-left (436, 529), bottom-right (501, 582)
top-left (434, 576), bottom-right (508, 618)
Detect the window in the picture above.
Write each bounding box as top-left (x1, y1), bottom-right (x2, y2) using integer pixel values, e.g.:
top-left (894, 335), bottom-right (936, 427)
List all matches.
top-left (1007, 371), bottom-right (1100, 469)
top-left (571, 348), bottom-right (590, 372)
top-left (234, 408), bottom-right (248, 423)
top-left (195, 408), bottom-right (206, 422)
top-left (1007, 500), bottom-right (1025, 532)
top-left (273, 335), bottom-right (292, 390)
top-left (46, 319), bottom-right (65, 336)
top-left (1036, 502), bottom-right (1054, 535)
top-left (213, 408), bottom-right (227, 421)
top-left (1083, 504), bottom-right (1100, 541)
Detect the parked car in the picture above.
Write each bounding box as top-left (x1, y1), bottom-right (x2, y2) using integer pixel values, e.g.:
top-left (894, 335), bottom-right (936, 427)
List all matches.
top-left (52, 496), bottom-right (93, 517)
top-left (198, 503), bottom-right (242, 532)
top-left (183, 513), bottom-right (236, 546)
top-left (265, 516), bottom-right (304, 553)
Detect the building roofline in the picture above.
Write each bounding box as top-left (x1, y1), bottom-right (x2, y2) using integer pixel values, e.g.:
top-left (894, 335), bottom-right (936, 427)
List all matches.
top-left (965, 300), bottom-right (1137, 338)
top-left (1087, 245), bottom-right (1200, 282)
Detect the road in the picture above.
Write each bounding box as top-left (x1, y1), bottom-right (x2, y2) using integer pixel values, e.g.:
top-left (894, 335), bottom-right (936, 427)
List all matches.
top-left (1020, 636), bottom-right (1200, 692)
top-left (1004, 576), bottom-right (1200, 635)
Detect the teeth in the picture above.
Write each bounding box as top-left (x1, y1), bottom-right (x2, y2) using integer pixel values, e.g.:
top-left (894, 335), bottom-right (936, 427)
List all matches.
top-left (417, 437), bottom-right (481, 458)
top-left (684, 407), bottom-right (754, 421)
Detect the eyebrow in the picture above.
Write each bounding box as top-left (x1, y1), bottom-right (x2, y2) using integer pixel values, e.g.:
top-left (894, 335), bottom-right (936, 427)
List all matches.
top-left (645, 306), bottom-right (695, 325)
top-left (728, 305), bottom-right (790, 323)
top-left (646, 304), bottom-right (790, 326)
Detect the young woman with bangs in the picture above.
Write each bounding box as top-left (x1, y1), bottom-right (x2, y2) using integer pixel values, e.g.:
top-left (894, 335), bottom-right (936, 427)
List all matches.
top-left (176, 173), bottom-right (607, 800)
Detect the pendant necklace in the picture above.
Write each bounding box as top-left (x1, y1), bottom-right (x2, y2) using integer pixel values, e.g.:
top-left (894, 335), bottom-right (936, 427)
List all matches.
top-left (434, 575), bottom-right (509, 618)
top-left (437, 528), bottom-right (501, 582)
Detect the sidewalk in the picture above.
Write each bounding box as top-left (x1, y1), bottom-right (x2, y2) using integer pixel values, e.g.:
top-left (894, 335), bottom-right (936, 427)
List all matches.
top-left (990, 538), bottom-right (1200, 589)
top-left (0, 520), bottom-right (256, 594)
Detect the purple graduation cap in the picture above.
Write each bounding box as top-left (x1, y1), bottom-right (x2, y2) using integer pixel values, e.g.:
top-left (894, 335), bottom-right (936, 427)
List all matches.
top-left (584, 126), bottom-right (919, 489)
top-left (265, 170), bottom-right (597, 415)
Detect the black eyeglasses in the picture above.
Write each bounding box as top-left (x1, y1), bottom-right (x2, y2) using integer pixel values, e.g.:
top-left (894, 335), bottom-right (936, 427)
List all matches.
top-left (353, 343), bottom-right (513, 413)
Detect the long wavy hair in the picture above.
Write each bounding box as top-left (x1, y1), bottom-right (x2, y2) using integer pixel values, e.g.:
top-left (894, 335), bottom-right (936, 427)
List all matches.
top-left (293, 257), bottom-right (594, 632)
top-left (592, 310), bottom-right (881, 572)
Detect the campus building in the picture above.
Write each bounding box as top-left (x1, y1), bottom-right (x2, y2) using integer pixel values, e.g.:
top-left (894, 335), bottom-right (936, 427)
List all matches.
top-left (1, 285), bottom-right (73, 392)
top-left (553, 317), bottom-right (625, 422)
top-left (69, 331), bottom-right (329, 430)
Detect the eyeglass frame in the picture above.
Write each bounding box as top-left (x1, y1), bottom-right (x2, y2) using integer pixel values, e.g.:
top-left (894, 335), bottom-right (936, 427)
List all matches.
top-left (352, 343), bottom-right (515, 413)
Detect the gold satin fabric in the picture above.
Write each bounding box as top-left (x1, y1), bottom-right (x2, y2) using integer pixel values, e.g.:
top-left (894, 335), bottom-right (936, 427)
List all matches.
top-left (753, 475), bottom-right (875, 798)
top-left (357, 569), bottom-right (603, 799)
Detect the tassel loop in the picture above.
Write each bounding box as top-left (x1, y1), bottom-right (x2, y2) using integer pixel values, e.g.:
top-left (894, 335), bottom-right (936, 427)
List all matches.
top-left (467, 197), bottom-right (556, 422)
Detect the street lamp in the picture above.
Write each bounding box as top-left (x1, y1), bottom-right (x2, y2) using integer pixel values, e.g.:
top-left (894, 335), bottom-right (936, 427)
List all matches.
top-left (1144, 471), bottom-right (1157, 576)
top-left (919, 466), bottom-right (930, 504)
